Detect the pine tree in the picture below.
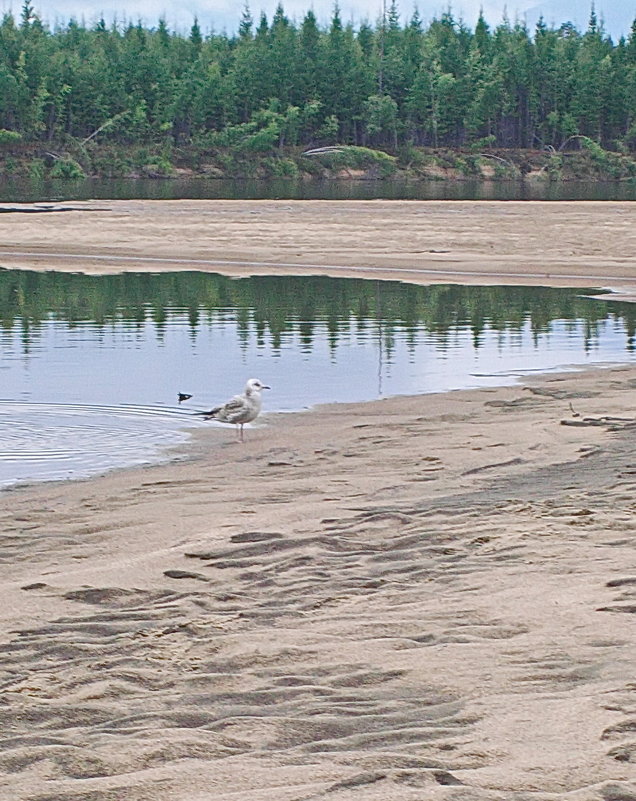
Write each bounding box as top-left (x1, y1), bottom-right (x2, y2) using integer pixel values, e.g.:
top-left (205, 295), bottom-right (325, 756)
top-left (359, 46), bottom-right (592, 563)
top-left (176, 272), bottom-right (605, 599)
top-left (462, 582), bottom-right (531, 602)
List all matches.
top-left (238, 3), bottom-right (253, 40)
top-left (295, 9), bottom-right (320, 103)
top-left (20, 0), bottom-right (34, 29)
top-left (190, 18), bottom-right (202, 53)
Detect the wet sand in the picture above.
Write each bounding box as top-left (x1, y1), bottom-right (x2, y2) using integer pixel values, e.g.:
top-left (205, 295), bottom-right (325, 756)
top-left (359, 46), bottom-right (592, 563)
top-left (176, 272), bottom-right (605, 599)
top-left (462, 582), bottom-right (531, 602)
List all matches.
top-left (1, 200), bottom-right (636, 801)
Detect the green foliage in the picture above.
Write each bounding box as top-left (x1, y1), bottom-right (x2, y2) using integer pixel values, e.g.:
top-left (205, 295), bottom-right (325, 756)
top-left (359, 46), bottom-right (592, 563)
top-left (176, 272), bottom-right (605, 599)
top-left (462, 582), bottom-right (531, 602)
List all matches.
top-left (545, 153), bottom-right (563, 181)
top-left (455, 154), bottom-right (482, 176)
top-left (310, 145), bottom-right (398, 177)
top-left (0, 129), bottom-right (22, 146)
top-left (572, 137), bottom-right (636, 178)
top-left (141, 156), bottom-right (174, 177)
top-left (1, 156), bottom-right (18, 174)
top-left (396, 143), bottom-right (431, 170)
top-left (212, 150), bottom-right (242, 175)
top-left (579, 136), bottom-right (606, 160)
top-left (492, 162), bottom-right (512, 179)
top-left (49, 157), bottom-right (85, 179)
top-left (28, 157), bottom-right (44, 179)
top-left (363, 94), bottom-right (398, 148)
top-left (261, 156), bottom-right (299, 177)
top-left (318, 115), bottom-right (339, 143)
top-left (346, 146), bottom-right (396, 168)
top-left (88, 152), bottom-right (132, 178)
top-left (468, 135), bottom-right (496, 152)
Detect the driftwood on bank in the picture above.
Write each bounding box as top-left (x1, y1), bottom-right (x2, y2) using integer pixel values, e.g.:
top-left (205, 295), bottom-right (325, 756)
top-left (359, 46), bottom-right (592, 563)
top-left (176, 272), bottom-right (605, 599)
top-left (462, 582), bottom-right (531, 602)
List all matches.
top-left (301, 146), bottom-right (346, 156)
top-left (561, 415), bottom-right (636, 429)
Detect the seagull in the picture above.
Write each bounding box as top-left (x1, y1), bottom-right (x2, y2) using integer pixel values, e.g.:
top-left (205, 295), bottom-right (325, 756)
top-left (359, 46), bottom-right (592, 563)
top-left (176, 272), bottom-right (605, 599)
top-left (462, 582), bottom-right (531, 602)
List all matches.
top-left (178, 392), bottom-right (193, 404)
top-left (197, 378), bottom-right (271, 441)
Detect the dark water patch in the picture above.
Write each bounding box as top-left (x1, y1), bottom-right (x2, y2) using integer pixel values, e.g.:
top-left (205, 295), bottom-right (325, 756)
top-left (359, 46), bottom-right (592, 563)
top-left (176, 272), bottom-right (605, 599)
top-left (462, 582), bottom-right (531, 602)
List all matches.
top-left (1, 176), bottom-right (636, 203)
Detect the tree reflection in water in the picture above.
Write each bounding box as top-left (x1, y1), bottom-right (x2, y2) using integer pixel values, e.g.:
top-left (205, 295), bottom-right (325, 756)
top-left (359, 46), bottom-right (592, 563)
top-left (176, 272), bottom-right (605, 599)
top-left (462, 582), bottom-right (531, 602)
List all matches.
top-left (1, 269), bottom-right (635, 357)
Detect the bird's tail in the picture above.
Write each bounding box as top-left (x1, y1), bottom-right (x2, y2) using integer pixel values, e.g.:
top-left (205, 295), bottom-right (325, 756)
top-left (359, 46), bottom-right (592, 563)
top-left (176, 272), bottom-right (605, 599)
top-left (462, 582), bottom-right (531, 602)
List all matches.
top-left (195, 406), bottom-right (221, 419)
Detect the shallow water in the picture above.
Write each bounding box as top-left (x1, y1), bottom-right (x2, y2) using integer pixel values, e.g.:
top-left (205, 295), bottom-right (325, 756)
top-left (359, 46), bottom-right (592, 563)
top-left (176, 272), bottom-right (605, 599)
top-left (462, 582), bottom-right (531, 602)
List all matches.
top-left (1, 270), bottom-right (635, 488)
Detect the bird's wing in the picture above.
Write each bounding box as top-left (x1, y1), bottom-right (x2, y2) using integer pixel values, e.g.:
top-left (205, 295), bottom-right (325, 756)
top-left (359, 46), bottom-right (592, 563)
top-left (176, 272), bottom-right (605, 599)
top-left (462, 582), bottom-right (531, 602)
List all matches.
top-left (223, 395), bottom-right (247, 413)
top-left (198, 394), bottom-right (249, 421)
top-left (221, 395), bottom-right (252, 422)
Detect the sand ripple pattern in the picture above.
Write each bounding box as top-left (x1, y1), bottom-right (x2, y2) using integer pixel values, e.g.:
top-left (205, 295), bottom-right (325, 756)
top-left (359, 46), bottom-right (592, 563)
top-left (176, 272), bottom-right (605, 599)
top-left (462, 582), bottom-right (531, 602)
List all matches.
top-left (2, 497), bottom-right (634, 800)
top-left (2, 374), bottom-right (636, 800)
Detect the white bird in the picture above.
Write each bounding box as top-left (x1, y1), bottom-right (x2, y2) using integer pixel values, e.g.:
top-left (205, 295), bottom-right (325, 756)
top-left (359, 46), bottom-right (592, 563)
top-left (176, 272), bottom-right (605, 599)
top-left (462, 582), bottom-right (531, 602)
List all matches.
top-left (198, 378), bottom-right (271, 441)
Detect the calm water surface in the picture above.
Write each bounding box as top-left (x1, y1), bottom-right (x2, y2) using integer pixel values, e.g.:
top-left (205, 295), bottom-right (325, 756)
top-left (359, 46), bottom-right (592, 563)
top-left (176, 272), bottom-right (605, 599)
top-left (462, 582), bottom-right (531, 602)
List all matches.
top-left (1, 269), bottom-right (635, 488)
top-left (1, 176), bottom-right (636, 203)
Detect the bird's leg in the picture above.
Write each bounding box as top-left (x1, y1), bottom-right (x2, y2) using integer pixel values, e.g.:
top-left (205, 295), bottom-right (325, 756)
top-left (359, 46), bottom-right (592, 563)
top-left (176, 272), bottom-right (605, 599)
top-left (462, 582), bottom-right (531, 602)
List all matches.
top-left (239, 424), bottom-right (244, 443)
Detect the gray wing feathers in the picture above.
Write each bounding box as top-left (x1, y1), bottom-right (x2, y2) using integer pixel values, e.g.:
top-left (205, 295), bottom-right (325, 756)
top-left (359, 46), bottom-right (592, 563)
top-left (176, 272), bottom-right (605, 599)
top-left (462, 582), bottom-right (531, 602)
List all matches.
top-left (224, 396), bottom-right (246, 412)
top-left (197, 386), bottom-right (264, 427)
top-left (203, 394), bottom-right (258, 424)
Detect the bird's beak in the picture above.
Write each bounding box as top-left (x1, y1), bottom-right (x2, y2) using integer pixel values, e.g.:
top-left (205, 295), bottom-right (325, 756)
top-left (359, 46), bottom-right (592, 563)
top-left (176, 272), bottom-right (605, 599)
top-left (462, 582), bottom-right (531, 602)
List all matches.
top-left (263, 385), bottom-right (271, 390)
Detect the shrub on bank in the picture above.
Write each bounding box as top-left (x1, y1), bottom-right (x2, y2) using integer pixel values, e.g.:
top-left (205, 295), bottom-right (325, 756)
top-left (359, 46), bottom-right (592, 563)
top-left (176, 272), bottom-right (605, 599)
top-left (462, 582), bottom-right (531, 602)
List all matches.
top-left (0, 129), bottom-right (22, 147)
top-left (49, 158), bottom-right (86, 180)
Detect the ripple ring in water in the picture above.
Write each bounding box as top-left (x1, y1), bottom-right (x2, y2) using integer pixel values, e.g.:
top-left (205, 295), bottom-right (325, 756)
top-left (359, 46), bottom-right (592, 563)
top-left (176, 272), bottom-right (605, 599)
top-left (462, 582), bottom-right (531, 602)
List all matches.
top-left (0, 402), bottom-right (205, 487)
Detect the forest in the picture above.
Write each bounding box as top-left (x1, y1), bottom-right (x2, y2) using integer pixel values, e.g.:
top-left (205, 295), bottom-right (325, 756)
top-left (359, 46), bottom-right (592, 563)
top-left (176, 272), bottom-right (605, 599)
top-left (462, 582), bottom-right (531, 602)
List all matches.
top-left (1, 2), bottom-right (636, 180)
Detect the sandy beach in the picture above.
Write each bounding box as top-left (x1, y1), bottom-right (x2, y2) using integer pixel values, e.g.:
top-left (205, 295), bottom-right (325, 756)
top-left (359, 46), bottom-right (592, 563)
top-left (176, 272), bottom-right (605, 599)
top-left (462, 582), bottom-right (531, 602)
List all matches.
top-left (1, 200), bottom-right (636, 801)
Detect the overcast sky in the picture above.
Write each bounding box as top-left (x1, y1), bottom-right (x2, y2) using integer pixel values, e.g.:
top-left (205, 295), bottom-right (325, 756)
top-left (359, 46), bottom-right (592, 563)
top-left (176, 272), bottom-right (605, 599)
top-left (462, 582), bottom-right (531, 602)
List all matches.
top-left (3, 0), bottom-right (634, 38)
